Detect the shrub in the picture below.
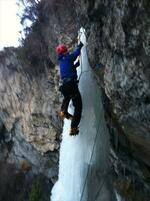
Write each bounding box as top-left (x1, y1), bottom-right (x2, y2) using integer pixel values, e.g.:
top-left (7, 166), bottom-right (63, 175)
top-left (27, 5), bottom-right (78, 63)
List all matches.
top-left (29, 178), bottom-right (44, 201)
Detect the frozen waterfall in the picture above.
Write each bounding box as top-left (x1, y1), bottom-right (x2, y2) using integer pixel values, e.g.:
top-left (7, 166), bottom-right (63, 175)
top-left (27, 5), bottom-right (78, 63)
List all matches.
top-left (51, 29), bottom-right (117, 201)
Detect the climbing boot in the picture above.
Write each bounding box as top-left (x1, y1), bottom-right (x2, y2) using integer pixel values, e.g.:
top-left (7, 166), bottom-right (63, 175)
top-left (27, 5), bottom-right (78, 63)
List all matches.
top-left (69, 127), bottom-right (79, 136)
top-left (58, 111), bottom-right (65, 119)
top-left (65, 112), bottom-right (73, 120)
top-left (58, 111), bottom-right (73, 120)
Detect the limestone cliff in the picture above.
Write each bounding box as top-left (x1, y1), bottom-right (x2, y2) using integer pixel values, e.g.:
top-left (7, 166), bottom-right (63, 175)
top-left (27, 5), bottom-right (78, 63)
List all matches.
top-left (0, 0), bottom-right (77, 184)
top-left (0, 47), bottom-right (61, 181)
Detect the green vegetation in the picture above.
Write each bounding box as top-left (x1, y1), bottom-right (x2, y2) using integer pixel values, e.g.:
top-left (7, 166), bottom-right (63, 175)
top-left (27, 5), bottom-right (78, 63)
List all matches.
top-left (29, 178), bottom-right (44, 201)
top-left (0, 161), bottom-right (51, 201)
top-left (17, 0), bottom-right (53, 77)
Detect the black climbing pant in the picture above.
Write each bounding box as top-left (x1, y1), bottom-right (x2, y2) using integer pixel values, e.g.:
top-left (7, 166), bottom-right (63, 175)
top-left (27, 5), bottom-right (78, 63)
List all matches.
top-left (60, 80), bottom-right (82, 129)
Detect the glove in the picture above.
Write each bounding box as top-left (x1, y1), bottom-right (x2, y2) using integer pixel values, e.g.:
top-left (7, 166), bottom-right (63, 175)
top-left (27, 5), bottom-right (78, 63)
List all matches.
top-left (78, 41), bottom-right (84, 49)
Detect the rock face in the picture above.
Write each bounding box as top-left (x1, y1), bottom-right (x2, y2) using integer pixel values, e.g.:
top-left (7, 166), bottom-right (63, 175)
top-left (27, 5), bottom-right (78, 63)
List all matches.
top-left (0, 47), bottom-right (61, 180)
top-left (0, 0), bottom-right (150, 200)
top-left (86, 0), bottom-right (150, 164)
top-left (0, 0), bottom-right (78, 186)
top-left (75, 0), bottom-right (150, 200)
top-left (34, 0), bottom-right (78, 63)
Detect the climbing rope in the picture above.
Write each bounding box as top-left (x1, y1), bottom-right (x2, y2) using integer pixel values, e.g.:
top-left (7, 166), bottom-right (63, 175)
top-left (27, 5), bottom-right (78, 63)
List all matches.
top-left (93, 171), bottom-right (111, 201)
top-left (77, 30), bottom-right (111, 201)
top-left (79, 121), bottom-right (101, 201)
top-left (78, 56), bottom-right (91, 81)
top-left (94, 179), bottom-right (106, 201)
top-left (79, 119), bottom-right (111, 201)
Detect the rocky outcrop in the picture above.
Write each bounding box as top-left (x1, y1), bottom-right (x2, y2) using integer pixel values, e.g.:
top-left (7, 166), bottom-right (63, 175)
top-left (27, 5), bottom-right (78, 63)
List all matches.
top-left (0, 160), bottom-right (52, 201)
top-left (28, 0), bottom-right (78, 63)
top-left (75, 0), bottom-right (150, 200)
top-left (0, 0), bottom-right (79, 187)
top-left (0, 0), bottom-right (150, 200)
top-left (82, 0), bottom-right (150, 165)
top-left (0, 47), bottom-right (61, 180)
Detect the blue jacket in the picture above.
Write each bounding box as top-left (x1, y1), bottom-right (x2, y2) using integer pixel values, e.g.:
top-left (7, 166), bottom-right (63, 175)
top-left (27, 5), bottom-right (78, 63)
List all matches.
top-left (58, 45), bottom-right (82, 80)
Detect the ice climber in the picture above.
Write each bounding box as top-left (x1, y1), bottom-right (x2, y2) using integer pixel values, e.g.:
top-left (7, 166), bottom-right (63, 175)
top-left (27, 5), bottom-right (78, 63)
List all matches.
top-left (56, 41), bottom-right (83, 136)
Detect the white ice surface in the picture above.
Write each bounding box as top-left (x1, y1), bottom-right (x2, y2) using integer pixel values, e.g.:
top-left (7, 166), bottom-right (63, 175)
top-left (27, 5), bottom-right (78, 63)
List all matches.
top-left (51, 28), bottom-right (116, 201)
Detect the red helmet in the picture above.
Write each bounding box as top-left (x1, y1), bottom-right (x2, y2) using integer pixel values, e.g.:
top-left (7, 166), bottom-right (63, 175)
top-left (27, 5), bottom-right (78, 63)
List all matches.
top-left (56, 44), bottom-right (68, 54)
